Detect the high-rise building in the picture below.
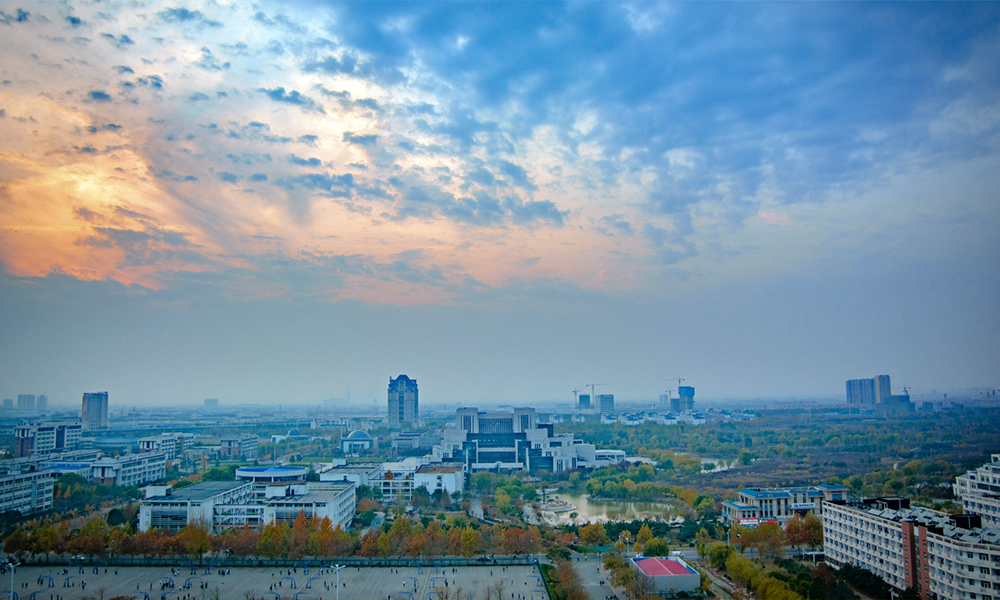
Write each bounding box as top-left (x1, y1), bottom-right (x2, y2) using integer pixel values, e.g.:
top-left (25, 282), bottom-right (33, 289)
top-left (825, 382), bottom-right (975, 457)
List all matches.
top-left (387, 375), bottom-right (418, 425)
top-left (36, 394), bottom-right (47, 412)
top-left (204, 398), bottom-right (219, 408)
top-left (2, 399), bottom-right (11, 409)
top-left (846, 375), bottom-right (913, 415)
top-left (824, 497), bottom-right (1000, 599)
top-left (578, 394), bottom-right (591, 409)
top-left (598, 394), bottom-right (615, 413)
top-left (82, 391), bottom-right (110, 430)
top-left (678, 386), bottom-right (695, 411)
top-left (953, 453), bottom-right (1000, 527)
top-left (874, 374), bottom-right (892, 403)
top-left (17, 394), bottom-right (35, 411)
top-left (846, 378), bottom-right (876, 405)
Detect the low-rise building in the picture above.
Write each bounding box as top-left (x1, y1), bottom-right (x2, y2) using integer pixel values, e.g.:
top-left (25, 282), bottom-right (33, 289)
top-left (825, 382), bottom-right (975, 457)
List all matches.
top-left (414, 465), bottom-right (464, 496)
top-left (341, 430), bottom-right (375, 455)
top-left (722, 484), bottom-right (847, 525)
top-left (13, 420), bottom-right (82, 458)
top-left (139, 480), bottom-right (354, 533)
top-left (320, 463), bottom-right (381, 488)
top-left (0, 462), bottom-right (55, 516)
top-left (220, 433), bottom-right (258, 460)
top-left (90, 452), bottom-right (166, 487)
top-left (631, 556), bottom-right (701, 595)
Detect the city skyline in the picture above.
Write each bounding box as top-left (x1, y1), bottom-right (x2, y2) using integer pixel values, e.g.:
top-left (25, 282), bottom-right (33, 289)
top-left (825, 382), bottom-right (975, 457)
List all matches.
top-left (1, 2), bottom-right (998, 404)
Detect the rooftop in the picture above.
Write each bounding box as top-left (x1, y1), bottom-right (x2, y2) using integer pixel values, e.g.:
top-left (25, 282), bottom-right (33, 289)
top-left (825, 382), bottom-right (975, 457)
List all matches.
top-left (146, 481), bottom-right (249, 502)
top-left (633, 557), bottom-right (697, 577)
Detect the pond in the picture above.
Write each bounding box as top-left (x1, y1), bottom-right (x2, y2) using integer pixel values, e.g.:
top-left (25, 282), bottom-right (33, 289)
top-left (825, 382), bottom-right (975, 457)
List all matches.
top-left (539, 493), bottom-right (683, 525)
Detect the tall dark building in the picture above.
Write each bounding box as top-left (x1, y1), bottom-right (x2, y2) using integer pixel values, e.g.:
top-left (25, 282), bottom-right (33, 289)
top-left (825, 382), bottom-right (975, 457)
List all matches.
top-left (678, 386), bottom-right (695, 411)
top-left (388, 375), bottom-right (418, 425)
top-left (578, 394), bottom-right (591, 409)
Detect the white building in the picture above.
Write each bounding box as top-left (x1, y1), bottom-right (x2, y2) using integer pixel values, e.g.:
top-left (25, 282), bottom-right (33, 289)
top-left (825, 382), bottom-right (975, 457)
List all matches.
top-left (0, 463), bottom-right (55, 516)
top-left (139, 480), bottom-right (355, 533)
top-left (414, 465), bottom-right (464, 496)
top-left (13, 421), bottom-right (82, 458)
top-left (823, 496), bottom-right (1000, 599)
top-left (722, 483), bottom-right (847, 525)
top-left (321, 463), bottom-right (382, 488)
top-left (954, 454), bottom-right (1000, 527)
top-left (90, 452), bottom-right (166, 487)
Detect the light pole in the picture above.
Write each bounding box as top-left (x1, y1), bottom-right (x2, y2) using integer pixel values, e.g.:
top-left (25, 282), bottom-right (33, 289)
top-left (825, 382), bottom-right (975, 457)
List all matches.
top-left (8, 561), bottom-right (19, 600)
top-left (333, 564), bottom-right (344, 600)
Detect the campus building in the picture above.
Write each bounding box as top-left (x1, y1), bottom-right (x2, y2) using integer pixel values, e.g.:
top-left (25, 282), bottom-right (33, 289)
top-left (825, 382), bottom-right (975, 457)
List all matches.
top-left (0, 462), bottom-right (55, 516)
top-left (138, 480), bottom-right (355, 533)
top-left (13, 420), bottom-right (82, 458)
top-left (433, 407), bottom-right (596, 473)
top-left (954, 454), bottom-right (1000, 527)
top-left (220, 433), bottom-right (258, 460)
top-left (90, 452), bottom-right (167, 487)
top-left (722, 484), bottom-right (848, 525)
top-left (631, 557), bottom-right (701, 595)
top-left (823, 497), bottom-right (1000, 600)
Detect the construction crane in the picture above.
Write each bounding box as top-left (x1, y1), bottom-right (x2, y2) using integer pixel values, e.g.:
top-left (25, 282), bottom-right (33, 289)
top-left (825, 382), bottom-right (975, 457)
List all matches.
top-left (586, 383), bottom-right (609, 401)
top-left (572, 389), bottom-right (581, 405)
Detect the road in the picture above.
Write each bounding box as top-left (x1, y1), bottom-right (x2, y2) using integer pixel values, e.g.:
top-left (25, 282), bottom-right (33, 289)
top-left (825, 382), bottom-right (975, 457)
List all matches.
top-left (571, 551), bottom-right (613, 600)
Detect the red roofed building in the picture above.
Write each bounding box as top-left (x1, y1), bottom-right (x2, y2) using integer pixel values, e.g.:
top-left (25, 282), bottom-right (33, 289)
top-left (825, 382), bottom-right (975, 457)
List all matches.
top-left (631, 556), bottom-right (701, 595)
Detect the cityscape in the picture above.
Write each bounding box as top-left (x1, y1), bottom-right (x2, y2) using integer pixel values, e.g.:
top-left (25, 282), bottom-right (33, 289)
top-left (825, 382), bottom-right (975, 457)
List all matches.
top-left (1, 2), bottom-right (999, 600)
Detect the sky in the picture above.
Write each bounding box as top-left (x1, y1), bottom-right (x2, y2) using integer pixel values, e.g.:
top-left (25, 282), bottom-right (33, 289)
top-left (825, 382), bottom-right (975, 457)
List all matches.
top-left (1, 1), bottom-right (998, 408)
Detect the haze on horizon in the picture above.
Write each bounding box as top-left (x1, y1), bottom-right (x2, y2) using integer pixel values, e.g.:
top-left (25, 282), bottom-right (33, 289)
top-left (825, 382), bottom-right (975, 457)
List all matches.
top-left (1, 1), bottom-right (998, 408)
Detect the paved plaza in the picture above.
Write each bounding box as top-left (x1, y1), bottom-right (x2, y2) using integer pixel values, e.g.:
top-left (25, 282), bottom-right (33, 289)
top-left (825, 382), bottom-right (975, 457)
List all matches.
top-left (7, 564), bottom-right (548, 600)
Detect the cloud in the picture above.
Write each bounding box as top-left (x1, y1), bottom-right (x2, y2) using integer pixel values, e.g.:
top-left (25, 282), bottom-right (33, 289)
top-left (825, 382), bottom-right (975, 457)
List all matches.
top-left (600, 215), bottom-right (634, 237)
top-left (289, 155), bottom-right (322, 167)
top-left (259, 87), bottom-right (322, 112)
top-left (157, 7), bottom-right (222, 28)
top-left (99, 33), bottom-right (134, 49)
top-left (217, 172), bottom-right (239, 183)
top-left (195, 47), bottom-right (229, 71)
top-left (0, 8), bottom-right (30, 24)
top-left (87, 90), bottom-right (113, 103)
top-left (343, 132), bottom-right (378, 146)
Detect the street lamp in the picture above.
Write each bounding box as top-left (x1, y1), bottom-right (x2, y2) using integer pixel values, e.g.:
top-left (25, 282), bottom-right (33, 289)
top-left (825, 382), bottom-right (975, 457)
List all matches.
top-left (8, 561), bottom-right (19, 600)
top-left (333, 564), bottom-right (344, 600)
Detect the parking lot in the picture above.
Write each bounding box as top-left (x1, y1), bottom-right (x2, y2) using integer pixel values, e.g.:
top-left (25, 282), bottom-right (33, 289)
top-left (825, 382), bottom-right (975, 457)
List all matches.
top-left (8, 564), bottom-right (549, 600)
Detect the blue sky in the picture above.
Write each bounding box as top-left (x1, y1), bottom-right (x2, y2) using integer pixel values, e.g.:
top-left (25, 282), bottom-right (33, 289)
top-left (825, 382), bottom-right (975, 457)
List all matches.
top-left (0, 1), bottom-right (997, 406)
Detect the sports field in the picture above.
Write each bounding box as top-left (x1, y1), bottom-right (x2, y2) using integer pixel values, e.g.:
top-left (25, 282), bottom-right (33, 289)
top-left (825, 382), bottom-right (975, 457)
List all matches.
top-left (9, 564), bottom-right (549, 600)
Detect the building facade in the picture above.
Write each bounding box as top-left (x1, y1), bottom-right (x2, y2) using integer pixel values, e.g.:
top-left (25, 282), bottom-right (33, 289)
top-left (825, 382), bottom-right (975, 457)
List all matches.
top-left (598, 394), bottom-right (615, 413)
top-left (0, 463), bottom-right (55, 516)
top-left (434, 407), bottom-right (596, 473)
top-left (90, 452), bottom-right (166, 487)
top-left (13, 421), bottom-right (82, 458)
top-left (82, 391), bottom-right (110, 429)
top-left (388, 375), bottom-right (419, 425)
top-left (220, 433), bottom-right (258, 460)
top-left (17, 394), bottom-right (35, 411)
top-left (722, 484), bottom-right (847, 525)
top-left (139, 480), bottom-right (355, 533)
top-left (954, 454), bottom-right (1000, 527)
top-left (823, 497), bottom-right (1000, 600)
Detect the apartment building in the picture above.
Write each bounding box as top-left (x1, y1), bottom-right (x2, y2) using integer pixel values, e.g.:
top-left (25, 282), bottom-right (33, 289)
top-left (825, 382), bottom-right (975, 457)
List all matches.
top-left (955, 454), bottom-right (1000, 527)
top-left (823, 497), bottom-right (1000, 600)
top-left (13, 421), bottom-right (82, 458)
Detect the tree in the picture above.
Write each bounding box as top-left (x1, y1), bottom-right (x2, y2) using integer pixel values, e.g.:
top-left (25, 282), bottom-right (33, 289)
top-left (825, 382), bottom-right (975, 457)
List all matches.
top-left (412, 486), bottom-right (432, 508)
top-left (636, 523), bottom-right (654, 545)
top-left (377, 532), bottom-right (391, 557)
top-left (459, 527), bottom-right (478, 558)
top-left (804, 513), bottom-right (823, 548)
top-left (579, 523), bottom-right (610, 546)
top-left (643, 537), bottom-right (670, 557)
top-left (785, 514), bottom-right (809, 552)
top-left (180, 520), bottom-right (211, 558)
top-left (257, 522), bottom-right (287, 558)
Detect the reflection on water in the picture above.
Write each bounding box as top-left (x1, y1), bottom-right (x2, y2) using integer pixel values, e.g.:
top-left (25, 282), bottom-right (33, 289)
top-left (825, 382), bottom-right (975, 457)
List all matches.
top-left (546, 493), bottom-right (680, 525)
